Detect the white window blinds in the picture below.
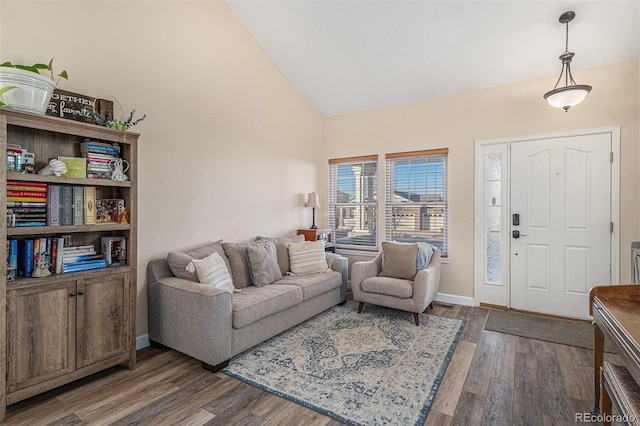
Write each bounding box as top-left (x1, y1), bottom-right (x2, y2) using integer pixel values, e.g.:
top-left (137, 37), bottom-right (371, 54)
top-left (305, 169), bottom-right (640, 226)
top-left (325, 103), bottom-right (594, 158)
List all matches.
top-left (329, 156), bottom-right (378, 250)
top-left (385, 149), bottom-right (448, 256)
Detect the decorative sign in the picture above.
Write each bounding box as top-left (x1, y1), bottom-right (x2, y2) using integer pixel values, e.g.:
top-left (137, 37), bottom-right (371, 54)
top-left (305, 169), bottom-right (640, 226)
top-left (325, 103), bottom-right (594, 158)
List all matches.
top-left (46, 89), bottom-right (114, 124)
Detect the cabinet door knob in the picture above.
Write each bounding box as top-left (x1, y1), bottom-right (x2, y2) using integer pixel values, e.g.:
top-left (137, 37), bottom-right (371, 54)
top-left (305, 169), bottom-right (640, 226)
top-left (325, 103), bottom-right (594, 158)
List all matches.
top-left (69, 292), bottom-right (77, 297)
top-left (78, 290), bottom-right (84, 295)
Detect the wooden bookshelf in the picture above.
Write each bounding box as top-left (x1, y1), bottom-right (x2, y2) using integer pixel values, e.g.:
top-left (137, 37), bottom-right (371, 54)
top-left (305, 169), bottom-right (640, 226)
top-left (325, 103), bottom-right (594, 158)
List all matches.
top-left (0, 108), bottom-right (138, 420)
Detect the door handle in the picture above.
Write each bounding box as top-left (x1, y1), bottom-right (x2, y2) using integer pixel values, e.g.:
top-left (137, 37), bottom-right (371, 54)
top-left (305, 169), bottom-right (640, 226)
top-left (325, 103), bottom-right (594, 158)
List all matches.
top-left (512, 230), bottom-right (527, 239)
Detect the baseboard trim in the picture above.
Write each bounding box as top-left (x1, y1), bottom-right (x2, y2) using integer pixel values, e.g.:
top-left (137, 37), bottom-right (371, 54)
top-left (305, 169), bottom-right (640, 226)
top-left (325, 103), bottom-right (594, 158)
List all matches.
top-left (136, 334), bottom-right (150, 350)
top-left (434, 293), bottom-right (475, 307)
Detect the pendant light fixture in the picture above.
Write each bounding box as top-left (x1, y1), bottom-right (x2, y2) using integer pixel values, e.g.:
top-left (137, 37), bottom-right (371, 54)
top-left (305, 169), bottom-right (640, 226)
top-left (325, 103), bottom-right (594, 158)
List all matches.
top-left (543, 11), bottom-right (592, 111)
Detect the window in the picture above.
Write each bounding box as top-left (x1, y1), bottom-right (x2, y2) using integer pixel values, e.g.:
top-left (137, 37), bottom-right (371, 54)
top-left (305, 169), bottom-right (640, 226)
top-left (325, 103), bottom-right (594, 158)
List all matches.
top-left (386, 149), bottom-right (448, 256)
top-left (329, 156), bottom-right (378, 250)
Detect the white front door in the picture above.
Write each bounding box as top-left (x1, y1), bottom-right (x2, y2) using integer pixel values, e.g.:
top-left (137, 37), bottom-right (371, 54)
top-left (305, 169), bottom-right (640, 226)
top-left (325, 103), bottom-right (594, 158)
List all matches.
top-left (510, 133), bottom-right (612, 319)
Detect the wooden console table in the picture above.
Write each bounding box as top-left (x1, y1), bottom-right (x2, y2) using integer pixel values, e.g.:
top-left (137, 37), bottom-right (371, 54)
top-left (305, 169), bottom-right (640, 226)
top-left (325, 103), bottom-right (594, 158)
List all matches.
top-left (590, 285), bottom-right (640, 423)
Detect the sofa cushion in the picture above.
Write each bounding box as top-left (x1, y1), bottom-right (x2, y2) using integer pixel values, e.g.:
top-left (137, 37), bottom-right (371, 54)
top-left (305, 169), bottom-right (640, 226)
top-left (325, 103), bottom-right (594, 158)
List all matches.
top-left (247, 240), bottom-right (282, 287)
top-left (186, 252), bottom-right (235, 294)
top-left (287, 241), bottom-right (329, 275)
top-left (277, 270), bottom-right (342, 300)
top-left (361, 276), bottom-right (414, 299)
top-left (378, 242), bottom-right (419, 281)
top-left (167, 240), bottom-right (228, 282)
top-left (222, 242), bottom-right (252, 288)
top-left (232, 285), bottom-right (303, 329)
top-left (256, 234), bottom-right (305, 275)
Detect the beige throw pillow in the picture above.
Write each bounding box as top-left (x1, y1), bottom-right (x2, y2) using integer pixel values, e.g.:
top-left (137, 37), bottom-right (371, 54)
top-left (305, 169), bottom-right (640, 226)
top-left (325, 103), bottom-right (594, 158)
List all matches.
top-left (378, 242), bottom-right (419, 281)
top-left (186, 252), bottom-right (235, 294)
top-left (246, 240), bottom-right (282, 286)
top-left (287, 241), bottom-right (328, 275)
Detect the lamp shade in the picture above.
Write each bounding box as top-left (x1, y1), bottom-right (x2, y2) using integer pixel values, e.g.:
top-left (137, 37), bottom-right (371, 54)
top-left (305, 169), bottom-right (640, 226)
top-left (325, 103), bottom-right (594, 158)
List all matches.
top-left (544, 84), bottom-right (591, 111)
top-left (306, 192), bottom-right (320, 208)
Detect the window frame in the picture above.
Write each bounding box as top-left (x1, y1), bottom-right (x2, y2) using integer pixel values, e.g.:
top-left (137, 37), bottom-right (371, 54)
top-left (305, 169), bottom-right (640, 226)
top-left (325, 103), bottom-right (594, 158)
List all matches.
top-left (385, 148), bottom-right (449, 256)
top-left (328, 155), bottom-right (379, 251)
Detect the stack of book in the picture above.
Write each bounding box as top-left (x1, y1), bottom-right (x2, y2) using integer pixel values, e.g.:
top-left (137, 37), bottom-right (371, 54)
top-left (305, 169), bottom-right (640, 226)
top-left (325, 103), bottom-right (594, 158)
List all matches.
top-left (81, 140), bottom-right (122, 179)
top-left (7, 181), bottom-right (48, 227)
top-left (60, 243), bottom-right (107, 273)
top-left (48, 185), bottom-right (96, 226)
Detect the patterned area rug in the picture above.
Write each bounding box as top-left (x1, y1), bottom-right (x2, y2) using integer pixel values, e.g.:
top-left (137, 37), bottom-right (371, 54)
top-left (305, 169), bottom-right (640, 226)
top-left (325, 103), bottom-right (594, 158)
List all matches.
top-left (223, 301), bottom-right (466, 425)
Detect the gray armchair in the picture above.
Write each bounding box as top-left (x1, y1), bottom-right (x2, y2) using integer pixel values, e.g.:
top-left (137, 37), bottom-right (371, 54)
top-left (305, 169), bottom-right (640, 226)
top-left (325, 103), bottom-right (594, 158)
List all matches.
top-left (351, 247), bottom-right (441, 326)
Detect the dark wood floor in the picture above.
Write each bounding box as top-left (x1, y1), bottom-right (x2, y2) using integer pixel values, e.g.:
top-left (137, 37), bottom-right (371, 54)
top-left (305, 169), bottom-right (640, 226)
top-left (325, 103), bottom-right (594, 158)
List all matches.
top-left (4, 303), bottom-right (619, 425)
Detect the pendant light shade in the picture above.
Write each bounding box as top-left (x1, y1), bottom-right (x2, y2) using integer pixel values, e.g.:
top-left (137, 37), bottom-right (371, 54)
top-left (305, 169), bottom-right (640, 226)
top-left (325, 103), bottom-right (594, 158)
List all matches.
top-left (543, 11), bottom-right (592, 111)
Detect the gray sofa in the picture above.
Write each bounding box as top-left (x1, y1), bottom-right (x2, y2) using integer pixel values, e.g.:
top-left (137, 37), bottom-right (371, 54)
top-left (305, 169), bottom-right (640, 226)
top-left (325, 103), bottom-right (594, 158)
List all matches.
top-left (147, 238), bottom-right (348, 372)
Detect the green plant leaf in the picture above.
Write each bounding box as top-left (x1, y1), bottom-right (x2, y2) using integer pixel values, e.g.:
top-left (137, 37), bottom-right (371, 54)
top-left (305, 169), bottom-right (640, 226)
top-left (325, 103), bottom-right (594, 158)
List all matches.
top-left (58, 70), bottom-right (68, 80)
top-left (32, 63), bottom-right (49, 70)
top-left (0, 85), bottom-right (17, 107)
top-left (0, 61), bottom-right (13, 67)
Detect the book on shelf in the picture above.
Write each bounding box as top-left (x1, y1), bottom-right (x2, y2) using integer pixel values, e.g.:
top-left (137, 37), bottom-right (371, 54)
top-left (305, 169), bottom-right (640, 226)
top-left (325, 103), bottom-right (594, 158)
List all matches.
top-left (61, 186), bottom-right (73, 226)
top-left (7, 196), bottom-right (49, 203)
top-left (7, 180), bottom-right (47, 188)
top-left (72, 186), bottom-right (84, 225)
top-left (11, 207), bottom-right (46, 214)
top-left (17, 239), bottom-right (34, 278)
top-left (12, 222), bottom-right (47, 227)
top-left (84, 186), bottom-right (96, 224)
top-left (47, 185), bottom-right (61, 226)
top-left (14, 216), bottom-right (46, 221)
top-left (62, 253), bottom-right (103, 263)
top-left (50, 238), bottom-right (57, 273)
top-left (80, 141), bottom-right (121, 156)
top-left (6, 239), bottom-right (17, 281)
top-left (96, 199), bottom-right (125, 224)
top-left (55, 236), bottom-right (64, 274)
top-left (7, 201), bottom-right (47, 208)
top-left (101, 236), bottom-right (126, 266)
top-left (6, 190), bottom-right (47, 198)
top-left (6, 184), bottom-right (47, 192)
top-left (58, 156), bottom-right (87, 179)
top-left (62, 260), bottom-right (107, 273)
top-left (62, 244), bottom-right (96, 252)
top-left (62, 250), bottom-right (97, 259)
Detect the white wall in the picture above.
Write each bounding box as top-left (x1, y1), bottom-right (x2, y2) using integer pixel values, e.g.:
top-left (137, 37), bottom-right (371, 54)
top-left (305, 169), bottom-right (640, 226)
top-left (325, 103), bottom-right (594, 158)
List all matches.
top-left (322, 60), bottom-right (640, 299)
top-left (0, 1), bottom-right (322, 335)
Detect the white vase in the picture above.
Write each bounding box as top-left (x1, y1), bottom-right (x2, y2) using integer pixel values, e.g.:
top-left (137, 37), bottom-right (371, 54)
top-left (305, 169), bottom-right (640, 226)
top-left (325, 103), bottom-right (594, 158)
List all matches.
top-left (0, 67), bottom-right (56, 114)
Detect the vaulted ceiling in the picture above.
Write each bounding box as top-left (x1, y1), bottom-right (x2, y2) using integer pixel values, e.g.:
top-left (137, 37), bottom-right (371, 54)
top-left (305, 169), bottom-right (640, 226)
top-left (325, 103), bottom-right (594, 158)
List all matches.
top-left (228, 1), bottom-right (640, 117)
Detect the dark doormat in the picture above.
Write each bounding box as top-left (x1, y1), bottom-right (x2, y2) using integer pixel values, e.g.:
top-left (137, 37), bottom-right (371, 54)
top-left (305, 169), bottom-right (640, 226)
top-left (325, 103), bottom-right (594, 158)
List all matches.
top-left (484, 309), bottom-right (616, 353)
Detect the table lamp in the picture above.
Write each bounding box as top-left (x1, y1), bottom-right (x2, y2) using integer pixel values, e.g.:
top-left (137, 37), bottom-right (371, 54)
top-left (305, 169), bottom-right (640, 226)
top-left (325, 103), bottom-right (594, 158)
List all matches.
top-left (306, 192), bottom-right (320, 229)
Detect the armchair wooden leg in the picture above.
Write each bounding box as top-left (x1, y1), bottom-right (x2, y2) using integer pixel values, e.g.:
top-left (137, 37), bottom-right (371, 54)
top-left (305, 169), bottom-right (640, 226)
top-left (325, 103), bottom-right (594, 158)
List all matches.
top-left (413, 313), bottom-right (420, 326)
top-left (357, 302), bottom-right (364, 313)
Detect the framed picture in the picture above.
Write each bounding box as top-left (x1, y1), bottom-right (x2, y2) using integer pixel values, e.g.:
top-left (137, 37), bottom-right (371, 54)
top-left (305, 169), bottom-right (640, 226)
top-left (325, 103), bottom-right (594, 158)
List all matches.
top-left (101, 236), bottom-right (126, 266)
top-left (96, 199), bottom-right (125, 223)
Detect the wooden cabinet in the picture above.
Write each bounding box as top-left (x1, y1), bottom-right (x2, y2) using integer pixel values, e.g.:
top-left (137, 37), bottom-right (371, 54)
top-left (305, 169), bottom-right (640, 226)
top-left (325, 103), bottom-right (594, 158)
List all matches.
top-left (7, 280), bottom-right (76, 395)
top-left (0, 109), bottom-right (138, 419)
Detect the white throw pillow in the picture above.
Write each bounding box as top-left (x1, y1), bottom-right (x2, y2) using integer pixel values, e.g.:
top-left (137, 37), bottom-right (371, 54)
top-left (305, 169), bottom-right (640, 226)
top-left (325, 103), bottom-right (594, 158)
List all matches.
top-left (186, 252), bottom-right (236, 294)
top-left (287, 241), bottom-right (329, 275)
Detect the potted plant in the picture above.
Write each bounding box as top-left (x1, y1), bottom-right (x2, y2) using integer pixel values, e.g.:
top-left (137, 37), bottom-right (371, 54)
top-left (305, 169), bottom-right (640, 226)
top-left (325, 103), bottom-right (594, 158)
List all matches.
top-left (0, 59), bottom-right (68, 114)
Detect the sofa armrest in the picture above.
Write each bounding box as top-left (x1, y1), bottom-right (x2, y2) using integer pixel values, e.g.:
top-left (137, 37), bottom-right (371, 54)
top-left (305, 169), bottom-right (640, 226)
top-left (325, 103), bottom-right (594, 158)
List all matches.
top-left (326, 252), bottom-right (349, 302)
top-left (148, 274), bottom-right (233, 367)
top-left (351, 253), bottom-right (382, 300)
